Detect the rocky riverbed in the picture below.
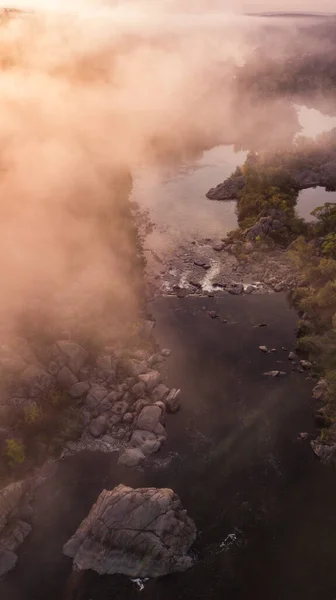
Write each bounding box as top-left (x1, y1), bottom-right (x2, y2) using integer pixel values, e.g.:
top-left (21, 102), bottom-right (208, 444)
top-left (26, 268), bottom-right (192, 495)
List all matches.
top-left (145, 235), bottom-right (296, 300)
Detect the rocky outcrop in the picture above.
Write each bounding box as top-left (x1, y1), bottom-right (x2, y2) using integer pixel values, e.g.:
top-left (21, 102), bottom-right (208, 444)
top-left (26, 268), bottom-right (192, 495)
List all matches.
top-left (312, 379), bottom-right (329, 402)
top-left (63, 484), bottom-right (197, 578)
top-left (310, 441), bottom-right (336, 465)
top-left (244, 208), bottom-right (287, 241)
top-left (206, 174), bottom-right (245, 200)
top-left (0, 480), bottom-right (33, 577)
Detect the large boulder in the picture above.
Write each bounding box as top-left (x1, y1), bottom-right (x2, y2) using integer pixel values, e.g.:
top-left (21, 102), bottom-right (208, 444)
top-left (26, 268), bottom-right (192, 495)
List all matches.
top-left (88, 415), bottom-right (107, 438)
top-left (57, 366), bottom-right (78, 390)
top-left (165, 389), bottom-right (181, 413)
top-left (118, 448), bottom-right (145, 467)
top-left (21, 366), bottom-right (53, 394)
top-left (63, 484), bottom-right (196, 577)
top-left (136, 405), bottom-right (163, 432)
top-left (138, 370), bottom-right (162, 392)
top-left (131, 430), bottom-right (161, 455)
top-left (56, 341), bottom-right (88, 375)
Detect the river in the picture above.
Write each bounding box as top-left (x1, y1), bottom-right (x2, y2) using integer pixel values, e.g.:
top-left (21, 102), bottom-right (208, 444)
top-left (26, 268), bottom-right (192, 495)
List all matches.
top-left (3, 57), bottom-right (336, 600)
top-left (2, 293), bottom-right (336, 600)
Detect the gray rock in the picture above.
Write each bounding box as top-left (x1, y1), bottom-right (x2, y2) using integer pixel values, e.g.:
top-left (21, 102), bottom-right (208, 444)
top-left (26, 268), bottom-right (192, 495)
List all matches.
top-left (96, 355), bottom-right (113, 370)
top-left (69, 382), bottom-right (90, 399)
top-left (273, 282), bottom-right (285, 292)
top-left (78, 366), bottom-right (92, 382)
top-left (213, 242), bottom-right (224, 252)
top-left (47, 361), bottom-right (60, 376)
top-left (118, 448), bottom-right (145, 467)
top-left (111, 401), bottom-right (128, 417)
top-left (208, 311), bottom-right (218, 319)
top-left (89, 415), bottom-right (107, 438)
top-left (57, 366), bottom-right (79, 390)
top-left (123, 359), bottom-right (148, 377)
top-left (130, 349), bottom-right (149, 361)
top-left (148, 354), bottom-right (164, 367)
top-left (151, 384), bottom-right (170, 403)
top-left (133, 399), bottom-right (150, 415)
top-left (81, 410), bottom-right (91, 426)
top-left (244, 241), bottom-right (254, 253)
top-left (244, 285), bottom-right (254, 294)
top-left (136, 406), bottom-right (163, 432)
top-left (96, 369), bottom-right (116, 386)
top-left (96, 398), bottom-right (113, 415)
top-left (138, 371), bottom-right (162, 392)
top-left (131, 430), bottom-right (161, 455)
top-left (153, 401), bottom-right (166, 423)
top-left (194, 259), bottom-right (210, 269)
top-left (106, 390), bottom-right (120, 404)
top-left (165, 389), bottom-right (181, 413)
top-left (85, 385), bottom-right (107, 408)
top-left (264, 371), bottom-right (286, 377)
top-left (228, 283), bottom-right (244, 295)
top-left (153, 422), bottom-right (167, 440)
top-left (259, 346), bottom-right (268, 353)
top-left (161, 348), bottom-right (172, 358)
top-left (131, 382), bottom-right (146, 399)
top-left (123, 412), bottom-right (134, 424)
top-left (312, 379), bottom-right (329, 402)
top-left (56, 341), bottom-right (88, 375)
top-left (109, 414), bottom-right (122, 427)
top-left (63, 484), bottom-right (196, 577)
top-left (300, 360), bottom-right (313, 370)
top-left (0, 481), bottom-right (33, 577)
top-left (21, 366), bottom-right (53, 392)
top-left (288, 351), bottom-right (299, 361)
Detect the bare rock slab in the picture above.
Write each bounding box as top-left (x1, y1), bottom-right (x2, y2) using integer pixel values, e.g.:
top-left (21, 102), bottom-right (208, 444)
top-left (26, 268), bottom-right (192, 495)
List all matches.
top-left (63, 484), bottom-right (196, 578)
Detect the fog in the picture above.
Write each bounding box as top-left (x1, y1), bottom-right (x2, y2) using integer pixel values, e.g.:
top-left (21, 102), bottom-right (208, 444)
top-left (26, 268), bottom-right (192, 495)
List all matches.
top-left (0, 1), bottom-right (329, 346)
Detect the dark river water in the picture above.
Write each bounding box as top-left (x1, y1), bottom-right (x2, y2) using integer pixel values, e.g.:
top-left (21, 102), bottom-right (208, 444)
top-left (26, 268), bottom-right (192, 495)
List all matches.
top-left (2, 294), bottom-right (336, 600)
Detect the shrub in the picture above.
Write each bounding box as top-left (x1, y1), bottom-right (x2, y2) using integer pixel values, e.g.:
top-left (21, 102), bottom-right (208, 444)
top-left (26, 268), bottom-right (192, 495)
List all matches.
top-left (24, 402), bottom-right (43, 425)
top-left (4, 438), bottom-right (25, 467)
top-left (322, 233), bottom-right (336, 259)
top-left (46, 389), bottom-right (68, 407)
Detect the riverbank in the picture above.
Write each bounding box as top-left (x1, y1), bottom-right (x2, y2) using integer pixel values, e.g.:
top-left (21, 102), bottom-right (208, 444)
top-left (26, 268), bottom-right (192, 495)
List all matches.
top-left (205, 141), bottom-right (336, 450)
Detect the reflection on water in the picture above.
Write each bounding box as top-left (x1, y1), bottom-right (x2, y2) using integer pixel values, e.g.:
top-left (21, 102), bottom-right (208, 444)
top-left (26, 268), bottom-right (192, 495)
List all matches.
top-left (133, 104), bottom-right (336, 257)
top-left (297, 187), bottom-right (336, 221)
top-left (132, 145), bottom-right (246, 256)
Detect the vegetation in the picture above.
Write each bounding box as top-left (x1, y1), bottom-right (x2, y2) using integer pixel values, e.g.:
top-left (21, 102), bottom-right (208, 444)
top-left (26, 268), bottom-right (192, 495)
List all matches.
top-left (4, 438), bottom-right (26, 468)
top-left (287, 206), bottom-right (336, 423)
top-left (227, 145), bottom-right (336, 431)
top-left (236, 151), bottom-right (299, 229)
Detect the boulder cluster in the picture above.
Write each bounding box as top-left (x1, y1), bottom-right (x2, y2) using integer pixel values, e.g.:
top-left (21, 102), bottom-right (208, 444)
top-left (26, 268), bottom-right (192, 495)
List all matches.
top-left (0, 335), bottom-right (181, 468)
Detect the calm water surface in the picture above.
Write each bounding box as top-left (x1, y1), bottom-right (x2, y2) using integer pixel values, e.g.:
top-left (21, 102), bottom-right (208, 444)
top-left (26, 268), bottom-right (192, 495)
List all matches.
top-left (297, 187), bottom-right (336, 221)
top-left (133, 105), bottom-right (336, 250)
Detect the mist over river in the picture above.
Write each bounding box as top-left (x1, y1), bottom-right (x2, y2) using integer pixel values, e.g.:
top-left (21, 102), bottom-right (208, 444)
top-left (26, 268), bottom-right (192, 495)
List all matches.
top-left (1, 9), bottom-right (336, 600)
